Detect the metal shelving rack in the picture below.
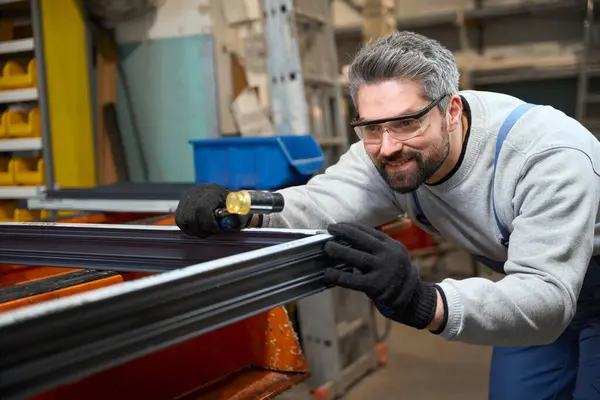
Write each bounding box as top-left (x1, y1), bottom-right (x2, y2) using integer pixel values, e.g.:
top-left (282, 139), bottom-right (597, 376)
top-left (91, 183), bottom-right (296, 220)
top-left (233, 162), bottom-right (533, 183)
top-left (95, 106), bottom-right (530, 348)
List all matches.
top-left (0, 0), bottom-right (52, 205)
top-left (337, 0), bottom-right (591, 87)
top-left (264, 0), bottom-right (350, 169)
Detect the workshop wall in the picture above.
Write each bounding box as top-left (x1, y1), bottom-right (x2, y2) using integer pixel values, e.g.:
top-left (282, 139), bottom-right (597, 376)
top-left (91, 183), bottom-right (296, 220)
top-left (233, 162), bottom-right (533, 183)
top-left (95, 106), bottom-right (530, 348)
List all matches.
top-left (114, 0), bottom-right (218, 183)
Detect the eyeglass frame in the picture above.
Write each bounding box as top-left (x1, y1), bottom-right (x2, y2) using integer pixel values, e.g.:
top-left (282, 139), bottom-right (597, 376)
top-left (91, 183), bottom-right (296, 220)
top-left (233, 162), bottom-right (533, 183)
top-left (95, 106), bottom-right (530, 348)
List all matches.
top-left (350, 94), bottom-right (449, 141)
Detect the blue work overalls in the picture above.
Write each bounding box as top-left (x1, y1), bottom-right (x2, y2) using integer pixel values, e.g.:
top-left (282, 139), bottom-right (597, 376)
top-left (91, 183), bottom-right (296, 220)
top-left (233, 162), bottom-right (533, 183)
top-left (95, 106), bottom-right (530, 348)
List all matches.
top-left (412, 103), bottom-right (600, 399)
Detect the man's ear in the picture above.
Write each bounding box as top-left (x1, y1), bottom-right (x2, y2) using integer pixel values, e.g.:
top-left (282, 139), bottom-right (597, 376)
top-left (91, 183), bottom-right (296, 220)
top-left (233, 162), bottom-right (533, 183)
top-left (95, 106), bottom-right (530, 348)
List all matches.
top-left (445, 95), bottom-right (463, 131)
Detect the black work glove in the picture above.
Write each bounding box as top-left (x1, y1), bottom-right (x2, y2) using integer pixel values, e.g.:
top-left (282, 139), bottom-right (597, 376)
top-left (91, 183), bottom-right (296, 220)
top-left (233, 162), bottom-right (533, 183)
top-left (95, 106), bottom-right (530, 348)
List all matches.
top-left (323, 222), bottom-right (439, 330)
top-left (175, 184), bottom-right (251, 238)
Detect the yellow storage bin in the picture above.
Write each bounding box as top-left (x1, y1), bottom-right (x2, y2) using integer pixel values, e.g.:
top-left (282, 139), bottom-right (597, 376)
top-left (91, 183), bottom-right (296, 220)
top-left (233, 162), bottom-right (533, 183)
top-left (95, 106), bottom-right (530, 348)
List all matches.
top-left (6, 108), bottom-right (41, 137)
top-left (0, 111), bottom-right (7, 138)
top-left (14, 157), bottom-right (44, 185)
top-left (0, 59), bottom-right (37, 90)
top-left (0, 201), bottom-right (17, 222)
top-left (14, 208), bottom-right (49, 222)
top-left (0, 157), bottom-right (15, 186)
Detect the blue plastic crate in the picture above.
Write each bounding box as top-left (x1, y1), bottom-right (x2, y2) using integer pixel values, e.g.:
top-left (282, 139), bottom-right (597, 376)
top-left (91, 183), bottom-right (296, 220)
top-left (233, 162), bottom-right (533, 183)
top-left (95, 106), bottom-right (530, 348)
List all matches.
top-left (189, 135), bottom-right (325, 190)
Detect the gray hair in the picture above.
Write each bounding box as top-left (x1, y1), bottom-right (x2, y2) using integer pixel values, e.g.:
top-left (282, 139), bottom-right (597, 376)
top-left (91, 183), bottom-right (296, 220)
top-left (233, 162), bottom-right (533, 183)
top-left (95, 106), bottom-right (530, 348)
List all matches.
top-left (347, 31), bottom-right (460, 112)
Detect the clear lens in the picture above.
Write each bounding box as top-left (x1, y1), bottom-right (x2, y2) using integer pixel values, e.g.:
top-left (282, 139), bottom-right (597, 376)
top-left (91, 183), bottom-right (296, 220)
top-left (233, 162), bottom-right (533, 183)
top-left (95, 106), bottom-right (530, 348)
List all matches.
top-left (354, 118), bottom-right (423, 144)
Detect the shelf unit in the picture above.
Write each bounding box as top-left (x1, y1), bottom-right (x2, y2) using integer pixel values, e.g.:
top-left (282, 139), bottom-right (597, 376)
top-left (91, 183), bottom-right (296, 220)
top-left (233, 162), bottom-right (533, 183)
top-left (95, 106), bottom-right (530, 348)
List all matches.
top-left (0, 185), bottom-right (38, 199)
top-left (0, 87), bottom-right (38, 102)
top-left (274, 0), bottom-right (350, 167)
top-left (211, 0), bottom-right (350, 169)
top-left (337, 0), bottom-right (586, 40)
top-left (0, 0), bottom-right (51, 221)
top-left (0, 137), bottom-right (41, 151)
top-left (0, 37), bottom-right (34, 54)
top-left (396, 0), bottom-right (581, 32)
top-left (337, 0), bottom-right (590, 84)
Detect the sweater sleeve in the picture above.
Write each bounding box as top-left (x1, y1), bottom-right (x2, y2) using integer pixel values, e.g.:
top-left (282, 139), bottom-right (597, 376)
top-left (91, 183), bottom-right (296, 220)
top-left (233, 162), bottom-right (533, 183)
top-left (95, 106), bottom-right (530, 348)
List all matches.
top-left (437, 147), bottom-right (600, 346)
top-left (262, 142), bottom-right (403, 230)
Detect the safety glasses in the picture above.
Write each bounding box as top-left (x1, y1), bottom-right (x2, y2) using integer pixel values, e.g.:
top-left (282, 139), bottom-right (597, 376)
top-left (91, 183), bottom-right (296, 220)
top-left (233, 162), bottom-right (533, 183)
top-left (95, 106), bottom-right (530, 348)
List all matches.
top-left (351, 94), bottom-right (447, 144)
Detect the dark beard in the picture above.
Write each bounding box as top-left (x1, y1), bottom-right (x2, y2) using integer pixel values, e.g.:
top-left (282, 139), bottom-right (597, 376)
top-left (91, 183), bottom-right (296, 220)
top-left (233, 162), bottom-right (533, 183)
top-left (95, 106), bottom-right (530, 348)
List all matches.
top-left (375, 132), bottom-right (450, 194)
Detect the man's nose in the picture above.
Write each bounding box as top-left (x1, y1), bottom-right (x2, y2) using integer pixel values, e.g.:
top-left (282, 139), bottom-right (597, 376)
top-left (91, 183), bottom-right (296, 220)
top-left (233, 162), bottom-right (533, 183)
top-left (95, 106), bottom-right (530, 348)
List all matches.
top-left (379, 129), bottom-right (403, 157)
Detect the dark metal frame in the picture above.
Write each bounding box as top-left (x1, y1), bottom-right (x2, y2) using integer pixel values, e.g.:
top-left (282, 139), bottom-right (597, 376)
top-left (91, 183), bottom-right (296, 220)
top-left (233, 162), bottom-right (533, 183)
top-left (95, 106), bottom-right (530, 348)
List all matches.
top-left (0, 225), bottom-right (340, 400)
top-left (350, 94), bottom-right (446, 128)
top-left (0, 269), bottom-right (119, 303)
top-left (0, 223), bottom-right (312, 272)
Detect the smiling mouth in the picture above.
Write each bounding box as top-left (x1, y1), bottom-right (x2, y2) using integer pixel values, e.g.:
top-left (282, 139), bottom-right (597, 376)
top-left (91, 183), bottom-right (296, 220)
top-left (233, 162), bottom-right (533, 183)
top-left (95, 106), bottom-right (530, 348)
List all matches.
top-left (385, 157), bottom-right (414, 169)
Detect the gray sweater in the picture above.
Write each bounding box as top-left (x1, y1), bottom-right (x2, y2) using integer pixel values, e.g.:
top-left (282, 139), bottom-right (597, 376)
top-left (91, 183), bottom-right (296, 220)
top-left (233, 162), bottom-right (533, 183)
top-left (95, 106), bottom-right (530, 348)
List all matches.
top-left (263, 90), bottom-right (600, 347)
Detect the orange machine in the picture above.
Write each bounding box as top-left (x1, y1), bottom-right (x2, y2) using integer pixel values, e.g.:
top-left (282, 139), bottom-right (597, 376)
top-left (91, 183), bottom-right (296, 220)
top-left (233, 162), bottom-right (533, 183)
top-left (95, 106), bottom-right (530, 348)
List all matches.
top-left (0, 212), bottom-right (311, 400)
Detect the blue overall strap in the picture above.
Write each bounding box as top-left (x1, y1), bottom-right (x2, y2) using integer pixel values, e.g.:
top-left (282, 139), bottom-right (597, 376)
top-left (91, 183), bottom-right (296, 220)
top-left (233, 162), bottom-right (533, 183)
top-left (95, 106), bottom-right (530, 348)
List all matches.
top-left (411, 191), bottom-right (432, 228)
top-left (493, 103), bottom-right (535, 247)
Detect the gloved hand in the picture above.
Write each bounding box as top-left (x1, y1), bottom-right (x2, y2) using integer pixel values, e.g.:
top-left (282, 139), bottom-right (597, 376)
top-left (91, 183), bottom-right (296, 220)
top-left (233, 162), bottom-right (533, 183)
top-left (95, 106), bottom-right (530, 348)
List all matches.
top-left (323, 222), bottom-right (439, 330)
top-left (175, 184), bottom-right (251, 238)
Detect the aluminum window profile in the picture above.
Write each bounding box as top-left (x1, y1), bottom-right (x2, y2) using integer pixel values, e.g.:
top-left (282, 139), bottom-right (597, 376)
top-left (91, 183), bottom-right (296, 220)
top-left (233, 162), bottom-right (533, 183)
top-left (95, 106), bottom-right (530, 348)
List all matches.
top-left (0, 223), bottom-right (322, 272)
top-left (0, 225), bottom-right (343, 400)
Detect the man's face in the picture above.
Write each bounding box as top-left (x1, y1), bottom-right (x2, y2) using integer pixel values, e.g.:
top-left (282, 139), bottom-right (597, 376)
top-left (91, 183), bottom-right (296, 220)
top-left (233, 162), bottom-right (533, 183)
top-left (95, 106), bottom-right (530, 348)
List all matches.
top-left (355, 79), bottom-right (450, 193)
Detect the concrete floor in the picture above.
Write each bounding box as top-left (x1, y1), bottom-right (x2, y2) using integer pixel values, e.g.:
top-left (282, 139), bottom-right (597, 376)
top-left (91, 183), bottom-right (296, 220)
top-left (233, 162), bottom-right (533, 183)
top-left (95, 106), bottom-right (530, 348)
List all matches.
top-left (281, 320), bottom-right (492, 399)
top-left (278, 324), bottom-right (491, 400)
top-left (344, 322), bottom-right (492, 400)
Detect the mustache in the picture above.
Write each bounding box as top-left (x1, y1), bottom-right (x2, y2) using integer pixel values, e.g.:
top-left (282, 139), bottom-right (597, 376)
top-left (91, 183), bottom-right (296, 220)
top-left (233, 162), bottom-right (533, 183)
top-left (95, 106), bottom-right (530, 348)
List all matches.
top-left (380, 150), bottom-right (421, 165)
